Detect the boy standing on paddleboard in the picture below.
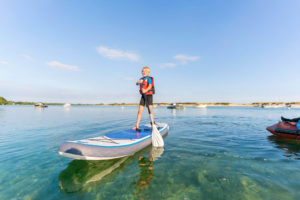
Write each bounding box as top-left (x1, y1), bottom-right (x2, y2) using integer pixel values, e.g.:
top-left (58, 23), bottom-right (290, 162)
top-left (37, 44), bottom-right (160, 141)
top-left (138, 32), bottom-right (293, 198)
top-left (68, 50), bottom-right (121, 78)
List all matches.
top-left (132, 66), bottom-right (155, 131)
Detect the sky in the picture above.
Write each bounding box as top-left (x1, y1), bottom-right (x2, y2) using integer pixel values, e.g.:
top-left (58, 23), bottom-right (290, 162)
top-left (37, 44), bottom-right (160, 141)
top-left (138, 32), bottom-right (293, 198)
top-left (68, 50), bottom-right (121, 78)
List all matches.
top-left (0, 0), bottom-right (300, 104)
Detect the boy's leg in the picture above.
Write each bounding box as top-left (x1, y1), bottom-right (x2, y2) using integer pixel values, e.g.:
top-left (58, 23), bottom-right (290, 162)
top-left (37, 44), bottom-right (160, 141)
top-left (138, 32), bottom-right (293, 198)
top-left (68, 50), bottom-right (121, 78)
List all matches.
top-left (292, 117), bottom-right (300, 122)
top-left (135, 105), bottom-right (144, 128)
top-left (149, 105), bottom-right (154, 123)
top-left (281, 116), bottom-right (300, 122)
top-left (147, 95), bottom-right (155, 124)
top-left (133, 96), bottom-right (145, 130)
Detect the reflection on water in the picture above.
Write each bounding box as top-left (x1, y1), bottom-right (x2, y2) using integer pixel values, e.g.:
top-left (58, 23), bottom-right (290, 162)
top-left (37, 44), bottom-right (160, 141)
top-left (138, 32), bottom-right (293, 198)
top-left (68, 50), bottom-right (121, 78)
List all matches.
top-left (171, 109), bottom-right (176, 116)
top-left (196, 107), bottom-right (208, 115)
top-left (131, 150), bottom-right (154, 199)
top-left (0, 107), bottom-right (4, 118)
top-left (34, 106), bottom-right (43, 112)
top-left (170, 107), bottom-right (207, 117)
top-left (151, 147), bottom-right (164, 161)
top-left (131, 147), bottom-right (164, 199)
top-left (170, 108), bottom-right (186, 116)
top-left (268, 135), bottom-right (300, 160)
top-left (63, 107), bottom-right (70, 112)
top-left (59, 157), bottom-right (131, 193)
top-left (59, 146), bottom-right (164, 194)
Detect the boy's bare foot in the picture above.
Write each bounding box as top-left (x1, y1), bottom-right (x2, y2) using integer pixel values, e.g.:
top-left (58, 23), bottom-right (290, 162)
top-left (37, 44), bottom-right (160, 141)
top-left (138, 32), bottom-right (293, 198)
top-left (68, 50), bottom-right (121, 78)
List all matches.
top-left (132, 126), bottom-right (141, 131)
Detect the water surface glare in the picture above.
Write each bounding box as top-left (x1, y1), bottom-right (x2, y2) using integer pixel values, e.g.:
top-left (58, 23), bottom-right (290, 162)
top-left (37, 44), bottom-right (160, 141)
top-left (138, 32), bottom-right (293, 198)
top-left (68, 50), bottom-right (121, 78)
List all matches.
top-left (1, 105), bottom-right (300, 200)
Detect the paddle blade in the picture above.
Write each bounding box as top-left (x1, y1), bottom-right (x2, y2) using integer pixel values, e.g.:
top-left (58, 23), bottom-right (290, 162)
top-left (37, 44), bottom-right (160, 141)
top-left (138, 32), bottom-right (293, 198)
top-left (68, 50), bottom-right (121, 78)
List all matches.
top-left (152, 125), bottom-right (164, 147)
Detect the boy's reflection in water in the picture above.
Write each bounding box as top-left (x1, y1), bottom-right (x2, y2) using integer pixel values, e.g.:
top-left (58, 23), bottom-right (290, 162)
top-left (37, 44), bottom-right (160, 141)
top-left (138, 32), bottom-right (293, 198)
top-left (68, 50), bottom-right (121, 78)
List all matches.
top-left (137, 151), bottom-right (154, 189)
top-left (131, 150), bottom-right (154, 198)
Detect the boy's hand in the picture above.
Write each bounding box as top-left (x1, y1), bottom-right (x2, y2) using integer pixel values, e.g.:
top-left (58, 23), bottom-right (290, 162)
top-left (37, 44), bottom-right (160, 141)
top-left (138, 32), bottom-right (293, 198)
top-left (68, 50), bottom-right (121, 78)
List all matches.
top-left (136, 80), bottom-right (143, 85)
top-left (142, 88), bottom-right (147, 94)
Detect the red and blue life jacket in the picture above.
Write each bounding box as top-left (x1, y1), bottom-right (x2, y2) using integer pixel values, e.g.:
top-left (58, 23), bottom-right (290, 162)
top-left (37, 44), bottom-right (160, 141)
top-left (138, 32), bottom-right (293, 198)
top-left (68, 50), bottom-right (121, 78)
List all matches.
top-left (139, 76), bottom-right (155, 95)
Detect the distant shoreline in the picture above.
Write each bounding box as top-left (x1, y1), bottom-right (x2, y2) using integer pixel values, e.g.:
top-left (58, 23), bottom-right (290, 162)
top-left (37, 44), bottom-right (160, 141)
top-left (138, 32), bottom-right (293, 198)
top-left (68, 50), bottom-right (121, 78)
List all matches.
top-left (1, 96), bottom-right (300, 107)
top-left (1, 102), bottom-right (300, 107)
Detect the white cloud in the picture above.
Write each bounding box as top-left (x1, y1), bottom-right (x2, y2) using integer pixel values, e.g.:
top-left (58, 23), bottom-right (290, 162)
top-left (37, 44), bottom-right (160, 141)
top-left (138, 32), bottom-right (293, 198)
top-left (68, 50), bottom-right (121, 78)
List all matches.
top-left (0, 61), bottom-right (8, 65)
top-left (124, 77), bottom-right (134, 81)
top-left (23, 54), bottom-right (36, 62)
top-left (97, 46), bottom-right (140, 62)
top-left (161, 62), bottom-right (177, 68)
top-left (174, 54), bottom-right (199, 64)
top-left (161, 54), bottom-right (200, 68)
top-left (47, 61), bottom-right (79, 71)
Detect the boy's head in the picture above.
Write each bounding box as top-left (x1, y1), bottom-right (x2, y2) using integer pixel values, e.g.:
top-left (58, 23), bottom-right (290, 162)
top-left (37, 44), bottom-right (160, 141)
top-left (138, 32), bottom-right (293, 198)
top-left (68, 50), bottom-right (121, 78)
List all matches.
top-left (142, 66), bottom-right (150, 77)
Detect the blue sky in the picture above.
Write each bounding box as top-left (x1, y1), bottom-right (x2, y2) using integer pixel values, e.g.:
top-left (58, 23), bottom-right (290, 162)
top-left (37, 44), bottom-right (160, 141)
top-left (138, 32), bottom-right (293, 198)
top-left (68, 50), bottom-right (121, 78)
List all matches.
top-left (0, 0), bottom-right (300, 103)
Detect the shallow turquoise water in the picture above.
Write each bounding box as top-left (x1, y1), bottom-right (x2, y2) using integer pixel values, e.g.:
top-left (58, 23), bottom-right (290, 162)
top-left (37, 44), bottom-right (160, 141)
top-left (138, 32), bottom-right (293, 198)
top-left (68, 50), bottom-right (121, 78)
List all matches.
top-left (1, 105), bottom-right (300, 200)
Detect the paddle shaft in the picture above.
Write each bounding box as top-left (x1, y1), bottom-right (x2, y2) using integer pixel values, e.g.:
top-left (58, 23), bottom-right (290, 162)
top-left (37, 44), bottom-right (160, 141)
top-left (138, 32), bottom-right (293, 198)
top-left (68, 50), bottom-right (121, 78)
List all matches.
top-left (142, 90), bottom-right (164, 147)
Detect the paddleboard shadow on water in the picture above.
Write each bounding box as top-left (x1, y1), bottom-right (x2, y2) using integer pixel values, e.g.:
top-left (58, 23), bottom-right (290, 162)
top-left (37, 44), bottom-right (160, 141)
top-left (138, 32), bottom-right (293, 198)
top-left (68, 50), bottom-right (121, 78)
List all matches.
top-left (58, 145), bottom-right (165, 194)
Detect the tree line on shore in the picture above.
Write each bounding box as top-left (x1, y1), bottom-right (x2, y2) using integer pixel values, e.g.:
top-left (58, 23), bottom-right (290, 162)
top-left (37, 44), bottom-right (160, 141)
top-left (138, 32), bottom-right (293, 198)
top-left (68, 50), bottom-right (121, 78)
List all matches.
top-left (0, 96), bottom-right (299, 106)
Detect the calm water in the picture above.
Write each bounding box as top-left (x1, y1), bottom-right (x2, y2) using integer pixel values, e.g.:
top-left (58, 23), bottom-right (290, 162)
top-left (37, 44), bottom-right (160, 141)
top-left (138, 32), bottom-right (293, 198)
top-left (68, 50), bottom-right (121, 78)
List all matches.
top-left (1, 105), bottom-right (300, 200)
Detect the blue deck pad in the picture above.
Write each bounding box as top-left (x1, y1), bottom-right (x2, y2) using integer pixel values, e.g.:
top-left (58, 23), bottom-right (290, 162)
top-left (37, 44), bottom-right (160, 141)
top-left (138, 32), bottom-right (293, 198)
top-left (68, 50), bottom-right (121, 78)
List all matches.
top-left (105, 126), bottom-right (162, 139)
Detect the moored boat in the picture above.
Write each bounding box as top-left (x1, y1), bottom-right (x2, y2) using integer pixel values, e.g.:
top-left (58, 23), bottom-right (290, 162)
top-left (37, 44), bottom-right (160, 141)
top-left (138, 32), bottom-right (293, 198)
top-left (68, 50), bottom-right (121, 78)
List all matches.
top-left (266, 121), bottom-right (300, 140)
top-left (167, 103), bottom-right (185, 109)
top-left (35, 102), bottom-right (48, 107)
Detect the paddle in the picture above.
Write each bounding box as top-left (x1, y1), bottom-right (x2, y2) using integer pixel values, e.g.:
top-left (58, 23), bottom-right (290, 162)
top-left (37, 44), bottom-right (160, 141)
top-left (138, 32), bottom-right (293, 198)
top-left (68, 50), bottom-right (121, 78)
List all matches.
top-left (142, 93), bottom-right (164, 147)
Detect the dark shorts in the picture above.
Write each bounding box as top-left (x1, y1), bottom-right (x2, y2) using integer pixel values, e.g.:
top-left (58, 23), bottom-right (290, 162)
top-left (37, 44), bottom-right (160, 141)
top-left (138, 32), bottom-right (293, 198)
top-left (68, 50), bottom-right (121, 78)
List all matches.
top-left (140, 95), bottom-right (153, 106)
